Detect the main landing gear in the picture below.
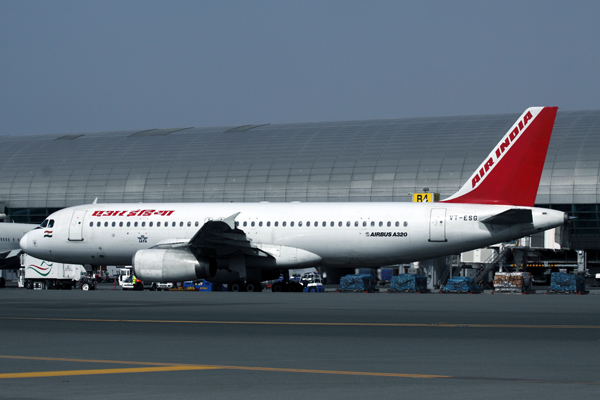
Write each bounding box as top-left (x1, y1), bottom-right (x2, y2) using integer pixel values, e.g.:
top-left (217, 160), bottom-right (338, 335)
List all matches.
top-left (229, 279), bottom-right (263, 292)
top-left (271, 280), bottom-right (303, 292)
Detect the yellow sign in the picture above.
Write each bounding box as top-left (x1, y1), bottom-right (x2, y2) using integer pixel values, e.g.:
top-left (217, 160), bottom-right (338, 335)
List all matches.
top-left (413, 193), bottom-right (440, 202)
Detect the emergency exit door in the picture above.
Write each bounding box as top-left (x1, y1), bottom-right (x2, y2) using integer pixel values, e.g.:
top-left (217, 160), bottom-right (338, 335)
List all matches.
top-left (429, 208), bottom-right (447, 242)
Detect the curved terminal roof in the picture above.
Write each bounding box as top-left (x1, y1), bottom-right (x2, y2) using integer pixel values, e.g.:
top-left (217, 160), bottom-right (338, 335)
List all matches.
top-left (0, 110), bottom-right (599, 209)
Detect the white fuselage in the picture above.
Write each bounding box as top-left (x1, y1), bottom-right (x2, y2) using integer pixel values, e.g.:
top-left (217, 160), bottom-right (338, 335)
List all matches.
top-left (21, 202), bottom-right (565, 268)
top-left (0, 223), bottom-right (35, 254)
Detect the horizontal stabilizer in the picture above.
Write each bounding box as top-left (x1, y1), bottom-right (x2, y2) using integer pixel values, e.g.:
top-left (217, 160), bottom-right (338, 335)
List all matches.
top-left (481, 209), bottom-right (532, 225)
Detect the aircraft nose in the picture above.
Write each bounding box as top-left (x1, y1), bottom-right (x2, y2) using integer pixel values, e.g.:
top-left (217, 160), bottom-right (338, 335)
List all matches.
top-left (19, 233), bottom-right (29, 252)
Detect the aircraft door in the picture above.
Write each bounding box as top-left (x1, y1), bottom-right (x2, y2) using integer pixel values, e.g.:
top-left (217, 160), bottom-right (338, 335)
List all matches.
top-left (68, 210), bottom-right (86, 241)
top-left (429, 208), bottom-right (447, 242)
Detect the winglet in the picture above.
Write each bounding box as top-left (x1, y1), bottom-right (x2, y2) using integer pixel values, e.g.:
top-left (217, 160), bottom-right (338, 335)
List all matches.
top-left (442, 107), bottom-right (558, 206)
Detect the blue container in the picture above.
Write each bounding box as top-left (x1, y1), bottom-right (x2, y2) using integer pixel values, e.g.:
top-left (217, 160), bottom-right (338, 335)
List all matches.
top-left (380, 269), bottom-right (394, 282)
top-left (550, 272), bottom-right (585, 292)
top-left (391, 274), bottom-right (427, 291)
top-left (442, 277), bottom-right (480, 293)
top-left (339, 274), bottom-right (377, 291)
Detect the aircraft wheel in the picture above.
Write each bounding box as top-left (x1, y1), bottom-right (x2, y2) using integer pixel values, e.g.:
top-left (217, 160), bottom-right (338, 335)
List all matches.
top-left (245, 281), bottom-right (262, 292)
top-left (81, 282), bottom-right (90, 291)
top-left (271, 283), bottom-right (283, 292)
top-left (230, 281), bottom-right (243, 292)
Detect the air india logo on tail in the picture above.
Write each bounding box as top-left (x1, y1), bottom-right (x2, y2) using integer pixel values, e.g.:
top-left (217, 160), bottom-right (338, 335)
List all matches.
top-left (471, 111), bottom-right (533, 188)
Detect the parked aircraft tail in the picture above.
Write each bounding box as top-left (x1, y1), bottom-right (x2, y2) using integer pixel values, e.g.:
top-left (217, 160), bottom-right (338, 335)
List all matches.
top-left (442, 106), bottom-right (558, 206)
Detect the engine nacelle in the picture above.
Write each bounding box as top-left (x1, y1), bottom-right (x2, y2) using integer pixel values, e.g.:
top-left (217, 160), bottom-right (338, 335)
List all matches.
top-left (132, 248), bottom-right (216, 282)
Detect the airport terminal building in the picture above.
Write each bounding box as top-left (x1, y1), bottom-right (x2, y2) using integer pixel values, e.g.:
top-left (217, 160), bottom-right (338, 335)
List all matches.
top-left (2, 109), bottom-right (600, 273)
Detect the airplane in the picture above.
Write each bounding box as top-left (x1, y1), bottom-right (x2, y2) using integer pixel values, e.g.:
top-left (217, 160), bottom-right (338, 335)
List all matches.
top-left (20, 107), bottom-right (567, 292)
top-left (0, 223), bottom-right (37, 268)
top-left (0, 222), bottom-right (37, 287)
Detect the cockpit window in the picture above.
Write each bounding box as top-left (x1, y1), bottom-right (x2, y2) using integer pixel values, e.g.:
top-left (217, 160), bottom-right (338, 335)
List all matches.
top-left (48, 220), bottom-right (55, 228)
top-left (40, 220), bottom-right (48, 228)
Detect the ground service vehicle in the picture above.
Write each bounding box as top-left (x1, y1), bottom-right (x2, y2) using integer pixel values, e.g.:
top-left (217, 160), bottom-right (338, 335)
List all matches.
top-left (118, 267), bottom-right (143, 290)
top-left (300, 272), bottom-right (325, 292)
top-left (18, 254), bottom-right (86, 290)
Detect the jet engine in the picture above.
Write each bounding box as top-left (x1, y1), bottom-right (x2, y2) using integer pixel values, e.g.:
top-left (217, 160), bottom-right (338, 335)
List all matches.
top-left (132, 248), bottom-right (216, 282)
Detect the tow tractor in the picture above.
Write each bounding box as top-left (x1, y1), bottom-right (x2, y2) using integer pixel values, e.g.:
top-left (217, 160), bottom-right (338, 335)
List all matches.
top-left (117, 267), bottom-right (143, 291)
top-left (300, 272), bottom-right (325, 292)
top-left (271, 272), bottom-right (324, 292)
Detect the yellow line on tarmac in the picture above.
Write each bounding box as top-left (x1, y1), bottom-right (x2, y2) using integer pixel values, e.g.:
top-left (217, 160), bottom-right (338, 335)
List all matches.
top-left (222, 366), bottom-right (449, 378)
top-left (0, 355), bottom-right (181, 366)
top-left (0, 355), bottom-right (447, 380)
top-left (0, 366), bottom-right (221, 379)
top-left (1, 316), bottom-right (600, 329)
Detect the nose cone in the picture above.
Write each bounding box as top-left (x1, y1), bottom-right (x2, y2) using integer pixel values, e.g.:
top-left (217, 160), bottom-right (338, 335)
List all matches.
top-left (19, 233), bottom-right (29, 252)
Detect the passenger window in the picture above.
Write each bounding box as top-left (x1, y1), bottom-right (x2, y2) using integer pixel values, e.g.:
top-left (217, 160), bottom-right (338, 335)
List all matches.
top-left (379, 221), bottom-right (383, 227)
top-left (134, 222), bottom-right (138, 227)
top-left (172, 222), bottom-right (176, 227)
top-left (259, 221), bottom-right (263, 227)
top-left (120, 222), bottom-right (123, 227)
top-left (395, 221), bottom-right (399, 227)
top-left (387, 221), bottom-right (391, 227)
top-left (371, 221), bottom-right (375, 227)
top-left (141, 222), bottom-right (146, 227)
top-left (179, 222), bottom-right (183, 227)
top-left (89, 222), bottom-right (93, 227)
top-left (251, 221), bottom-right (255, 227)
top-left (157, 222), bottom-right (161, 227)
top-left (330, 221), bottom-right (334, 227)
top-left (404, 221), bottom-right (408, 227)
top-left (307, 221), bottom-right (311, 227)
top-left (149, 222), bottom-right (153, 227)
top-left (104, 222), bottom-right (109, 227)
top-left (338, 221), bottom-right (342, 227)
top-left (363, 221), bottom-right (367, 227)
top-left (282, 222), bottom-right (287, 227)
top-left (322, 221), bottom-right (326, 227)
top-left (112, 222), bottom-right (116, 227)
top-left (290, 221), bottom-right (294, 227)
top-left (275, 222), bottom-right (279, 227)
top-left (354, 221), bottom-right (358, 227)
top-left (187, 221), bottom-right (191, 227)
top-left (243, 221), bottom-right (247, 227)
top-left (127, 222), bottom-right (131, 227)
top-left (267, 221), bottom-right (271, 227)
top-left (346, 221), bottom-right (350, 227)
top-left (298, 221), bottom-right (302, 227)
top-left (195, 221), bottom-right (199, 227)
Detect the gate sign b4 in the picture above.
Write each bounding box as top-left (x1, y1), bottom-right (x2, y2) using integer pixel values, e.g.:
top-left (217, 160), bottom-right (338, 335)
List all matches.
top-left (413, 193), bottom-right (440, 202)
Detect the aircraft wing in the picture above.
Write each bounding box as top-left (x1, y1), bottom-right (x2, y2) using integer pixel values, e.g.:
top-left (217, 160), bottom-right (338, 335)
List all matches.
top-left (0, 248), bottom-right (22, 269)
top-left (0, 249), bottom-right (22, 259)
top-left (187, 213), bottom-right (267, 258)
top-left (480, 209), bottom-right (533, 225)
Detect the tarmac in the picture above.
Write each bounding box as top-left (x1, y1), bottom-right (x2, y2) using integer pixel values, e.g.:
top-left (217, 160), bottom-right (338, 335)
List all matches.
top-left (1, 284), bottom-right (599, 399)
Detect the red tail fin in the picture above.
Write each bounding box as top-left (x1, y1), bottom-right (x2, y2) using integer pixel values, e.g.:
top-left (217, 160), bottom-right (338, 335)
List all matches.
top-left (442, 107), bottom-right (557, 206)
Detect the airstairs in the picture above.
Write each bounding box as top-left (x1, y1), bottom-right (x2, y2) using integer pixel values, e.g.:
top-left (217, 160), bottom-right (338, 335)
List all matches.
top-left (473, 245), bottom-right (513, 285)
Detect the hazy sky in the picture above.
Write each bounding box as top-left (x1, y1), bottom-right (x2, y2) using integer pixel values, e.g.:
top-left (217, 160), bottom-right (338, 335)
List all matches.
top-left (1, 1), bottom-right (599, 136)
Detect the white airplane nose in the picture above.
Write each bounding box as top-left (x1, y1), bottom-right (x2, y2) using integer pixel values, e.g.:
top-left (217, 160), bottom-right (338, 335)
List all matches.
top-left (19, 233), bottom-right (29, 252)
